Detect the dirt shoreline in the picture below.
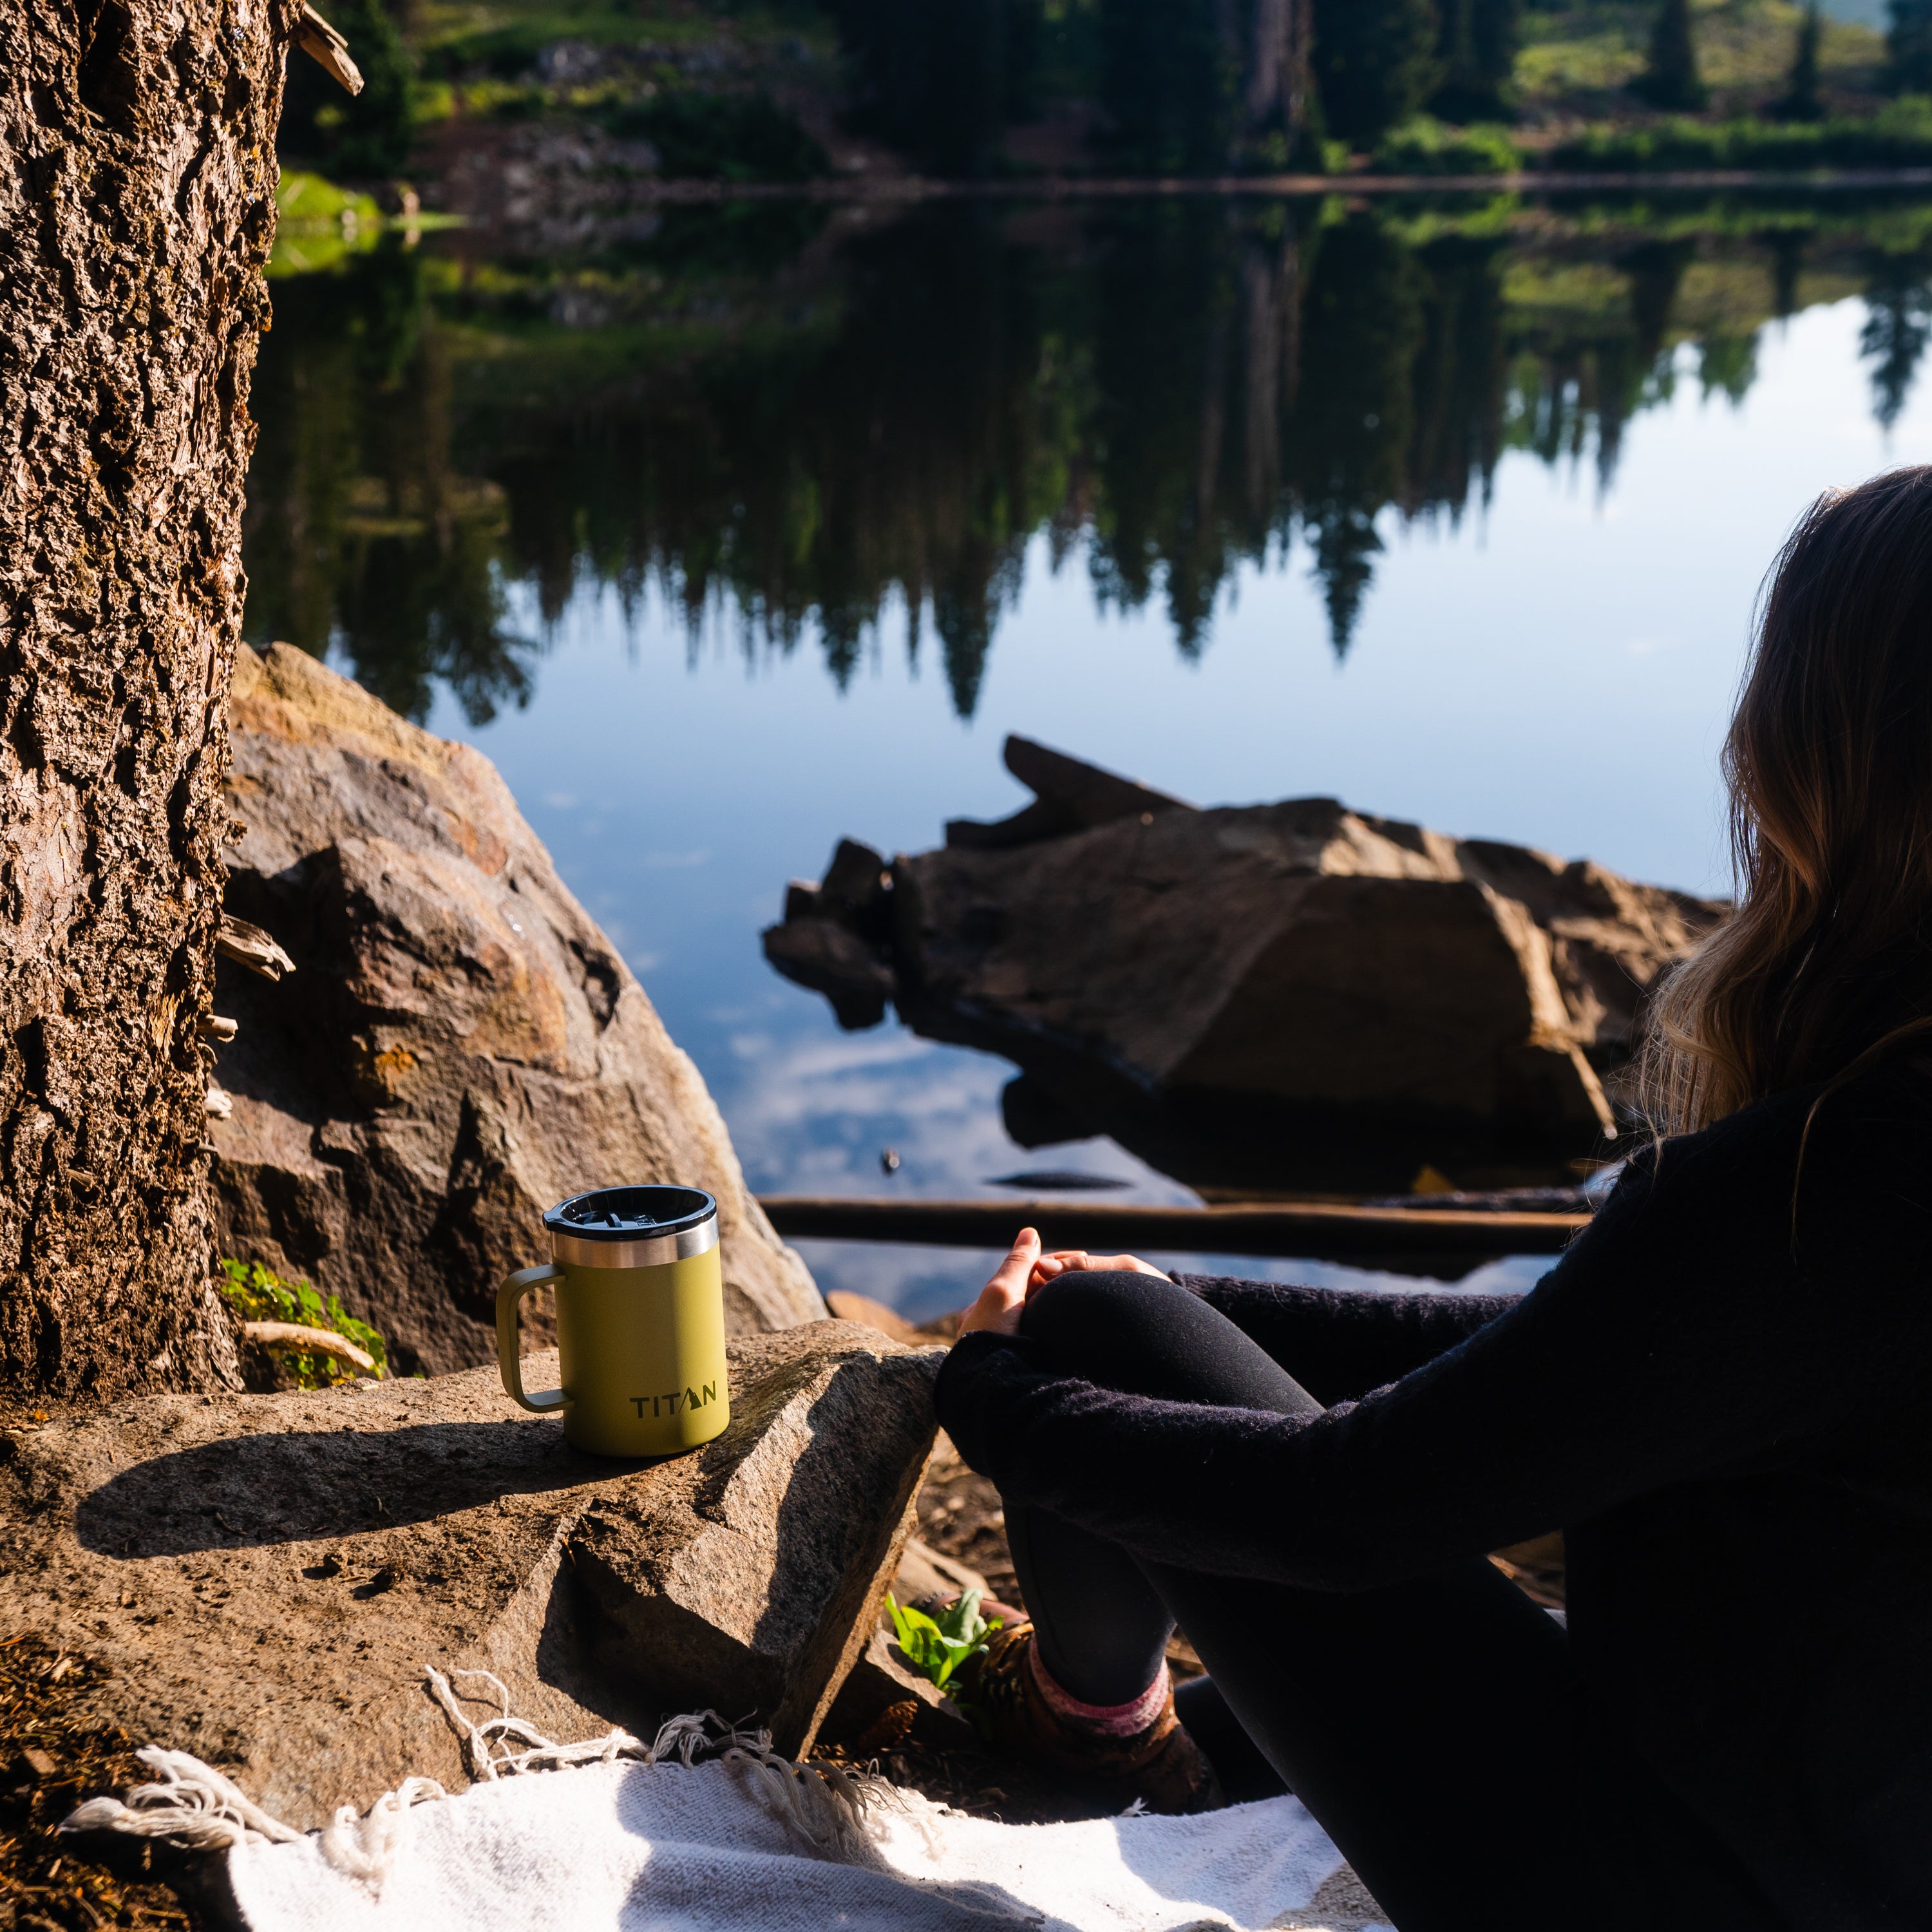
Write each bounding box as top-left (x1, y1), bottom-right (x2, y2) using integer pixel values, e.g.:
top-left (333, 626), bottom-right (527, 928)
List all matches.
top-left (439, 162), bottom-right (1932, 204)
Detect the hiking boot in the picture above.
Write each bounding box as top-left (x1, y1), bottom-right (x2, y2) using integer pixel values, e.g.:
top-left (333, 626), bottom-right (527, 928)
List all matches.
top-left (955, 1621), bottom-right (1223, 1815)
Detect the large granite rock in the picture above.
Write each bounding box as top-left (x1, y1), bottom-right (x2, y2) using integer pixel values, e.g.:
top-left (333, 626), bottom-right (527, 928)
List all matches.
top-left (209, 644), bottom-right (823, 1375)
top-left (1, 1321), bottom-right (940, 1826)
top-left (766, 737), bottom-right (1725, 1193)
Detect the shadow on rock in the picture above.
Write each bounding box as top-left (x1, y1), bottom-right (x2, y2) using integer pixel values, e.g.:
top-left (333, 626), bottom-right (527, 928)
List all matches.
top-left (73, 1419), bottom-right (620, 1558)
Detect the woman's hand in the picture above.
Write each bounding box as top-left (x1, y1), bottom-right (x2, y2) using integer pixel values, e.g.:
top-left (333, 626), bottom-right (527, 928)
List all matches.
top-left (958, 1233), bottom-right (1172, 1338)
top-left (958, 1227), bottom-right (1043, 1337)
top-left (1028, 1249), bottom-right (1171, 1290)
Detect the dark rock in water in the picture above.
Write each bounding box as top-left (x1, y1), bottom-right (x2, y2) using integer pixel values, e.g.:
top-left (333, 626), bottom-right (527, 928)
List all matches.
top-left (766, 837), bottom-right (896, 1029)
top-left (985, 1170), bottom-right (1132, 1191)
top-left (762, 911), bottom-right (894, 1032)
top-left (944, 735), bottom-right (1192, 850)
top-left (764, 737), bottom-right (1725, 1194)
top-left (209, 644), bottom-right (824, 1376)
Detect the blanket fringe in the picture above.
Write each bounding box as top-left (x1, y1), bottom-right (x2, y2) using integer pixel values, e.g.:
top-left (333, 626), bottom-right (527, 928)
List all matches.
top-left (424, 1666), bottom-right (890, 1866)
top-left (59, 1665), bottom-right (904, 1890)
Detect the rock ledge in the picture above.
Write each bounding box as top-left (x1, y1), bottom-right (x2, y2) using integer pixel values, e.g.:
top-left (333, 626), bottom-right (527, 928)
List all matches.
top-left (3, 1320), bottom-right (938, 1828)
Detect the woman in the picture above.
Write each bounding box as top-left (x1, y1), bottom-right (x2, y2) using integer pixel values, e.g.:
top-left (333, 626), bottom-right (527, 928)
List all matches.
top-left (934, 469), bottom-right (1932, 1931)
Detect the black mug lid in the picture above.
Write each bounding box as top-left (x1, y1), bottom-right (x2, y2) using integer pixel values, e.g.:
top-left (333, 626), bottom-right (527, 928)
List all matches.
top-left (543, 1184), bottom-right (717, 1241)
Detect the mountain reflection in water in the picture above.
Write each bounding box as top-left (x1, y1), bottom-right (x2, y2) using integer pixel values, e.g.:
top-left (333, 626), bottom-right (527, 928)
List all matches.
top-left (242, 196), bottom-right (1932, 726)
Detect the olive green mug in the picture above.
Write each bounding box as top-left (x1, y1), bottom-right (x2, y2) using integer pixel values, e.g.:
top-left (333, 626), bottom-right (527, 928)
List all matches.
top-left (497, 1184), bottom-right (730, 1457)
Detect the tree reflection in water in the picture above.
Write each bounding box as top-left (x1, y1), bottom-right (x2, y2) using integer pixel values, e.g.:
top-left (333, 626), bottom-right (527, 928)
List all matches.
top-left (242, 197), bottom-right (1932, 723)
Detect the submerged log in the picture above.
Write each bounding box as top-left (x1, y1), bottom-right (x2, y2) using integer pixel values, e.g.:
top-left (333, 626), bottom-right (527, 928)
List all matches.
top-left (761, 1193), bottom-right (1589, 1264)
top-left (943, 734), bottom-right (1194, 849)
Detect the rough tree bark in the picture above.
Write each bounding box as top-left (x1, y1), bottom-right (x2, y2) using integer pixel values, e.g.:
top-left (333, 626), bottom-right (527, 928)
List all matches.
top-left (0, 0), bottom-right (290, 1393)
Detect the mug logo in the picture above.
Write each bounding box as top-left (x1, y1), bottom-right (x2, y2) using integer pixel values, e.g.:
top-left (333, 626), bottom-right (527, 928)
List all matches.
top-left (630, 1383), bottom-right (717, 1419)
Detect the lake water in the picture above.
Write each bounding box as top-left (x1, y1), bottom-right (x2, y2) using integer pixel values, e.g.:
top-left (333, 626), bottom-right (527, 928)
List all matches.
top-left (243, 193), bottom-right (1932, 1318)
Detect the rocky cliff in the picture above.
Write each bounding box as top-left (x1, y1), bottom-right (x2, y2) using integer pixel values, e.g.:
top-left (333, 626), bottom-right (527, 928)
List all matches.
top-left (208, 644), bottom-right (822, 1374)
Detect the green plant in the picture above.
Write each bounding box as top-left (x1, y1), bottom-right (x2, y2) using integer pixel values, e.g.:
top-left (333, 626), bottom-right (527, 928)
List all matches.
top-left (886, 1589), bottom-right (1002, 1690)
top-left (217, 1258), bottom-right (389, 1387)
top-left (1546, 101), bottom-right (1932, 173)
top-left (1373, 113), bottom-right (1520, 173)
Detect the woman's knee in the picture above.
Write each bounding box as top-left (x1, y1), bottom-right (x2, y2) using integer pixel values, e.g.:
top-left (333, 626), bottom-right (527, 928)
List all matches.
top-left (1019, 1267), bottom-right (1319, 1416)
top-left (1019, 1267), bottom-right (1191, 1356)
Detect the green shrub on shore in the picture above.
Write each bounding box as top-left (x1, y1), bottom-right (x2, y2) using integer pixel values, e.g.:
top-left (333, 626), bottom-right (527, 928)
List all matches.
top-left (1374, 114), bottom-right (1522, 173)
top-left (217, 1258), bottom-right (389, 1388)
top-left (1549, 99), bottom-right (1932, 172)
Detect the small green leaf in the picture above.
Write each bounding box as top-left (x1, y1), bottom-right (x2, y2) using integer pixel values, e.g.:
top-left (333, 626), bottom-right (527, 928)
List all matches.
top-left (885, 1591), bottom-right (1001, 1692)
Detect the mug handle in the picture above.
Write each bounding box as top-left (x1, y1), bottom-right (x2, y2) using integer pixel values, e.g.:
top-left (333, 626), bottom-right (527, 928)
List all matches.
top-left (497, 1263), bottom-right (568, 1414)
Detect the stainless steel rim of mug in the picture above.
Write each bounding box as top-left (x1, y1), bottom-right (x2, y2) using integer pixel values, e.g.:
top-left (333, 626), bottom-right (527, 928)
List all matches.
top-left (548, 1215), bottom-right (720, 1271)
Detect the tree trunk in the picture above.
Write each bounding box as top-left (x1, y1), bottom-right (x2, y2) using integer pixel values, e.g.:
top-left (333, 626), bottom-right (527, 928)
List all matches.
top-left (1240, 0), bottom-right (1314, 155)
top-left (0, 0), bottom-right (288, 1394)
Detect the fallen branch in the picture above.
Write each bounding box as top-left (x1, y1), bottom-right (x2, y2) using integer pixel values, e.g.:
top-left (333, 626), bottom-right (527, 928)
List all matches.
top-left (759, 1194), bottom-right (1590, 1259)
top-left (241, 1321), bottom-right (375, 1374)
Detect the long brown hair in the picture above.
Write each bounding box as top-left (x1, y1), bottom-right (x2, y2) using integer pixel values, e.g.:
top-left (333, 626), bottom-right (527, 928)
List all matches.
top-left (1638, 468), bottom-right (1932, 1140)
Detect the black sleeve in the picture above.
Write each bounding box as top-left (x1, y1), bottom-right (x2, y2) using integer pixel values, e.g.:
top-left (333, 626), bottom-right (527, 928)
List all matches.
top-left (935, 1113), bottom-right (1932, 1593)
top-left (1172, 1274), bottom-right (1521, 1405)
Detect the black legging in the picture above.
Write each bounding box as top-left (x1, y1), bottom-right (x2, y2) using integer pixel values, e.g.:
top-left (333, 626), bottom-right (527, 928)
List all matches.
top-left (1001, 1270), bottom-right (1785, 1932)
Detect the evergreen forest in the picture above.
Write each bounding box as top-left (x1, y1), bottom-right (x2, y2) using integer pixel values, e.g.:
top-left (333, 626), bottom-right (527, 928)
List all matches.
top-left (287, 0), bottom-right (1929, 187)
top-left (242, 194), bottom-right (1932, 725)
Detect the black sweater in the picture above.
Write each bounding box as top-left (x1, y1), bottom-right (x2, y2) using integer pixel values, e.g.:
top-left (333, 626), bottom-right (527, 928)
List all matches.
top-left (936, 1069), bottom-right (1932, 1927)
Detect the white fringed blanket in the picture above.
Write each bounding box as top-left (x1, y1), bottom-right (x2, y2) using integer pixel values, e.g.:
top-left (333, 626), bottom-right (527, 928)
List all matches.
top-left (66, 1671), bottom-right (1387, 1932)
top-left (229, 1757), bottom-right (1361, 1931)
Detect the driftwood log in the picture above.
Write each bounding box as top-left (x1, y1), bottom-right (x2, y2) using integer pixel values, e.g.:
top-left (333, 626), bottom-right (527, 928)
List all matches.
top-left (240, 1320), bottom-right (377, 1374)
top-left (762, 1194), bottom-right (1588, 1276)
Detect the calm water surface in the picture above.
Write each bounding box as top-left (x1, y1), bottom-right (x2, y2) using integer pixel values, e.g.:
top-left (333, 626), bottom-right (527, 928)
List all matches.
top-left (244, 195), bottom-right (1932, 1316)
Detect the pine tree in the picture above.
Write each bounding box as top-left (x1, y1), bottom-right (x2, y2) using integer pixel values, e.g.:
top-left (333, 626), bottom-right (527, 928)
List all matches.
top-left (0, 0), bottom-right (287, 1394)
top-left (1633, 0), bottom-right (1708, 112)
top-left (1311, 0), bottom-right (1441, 147)
top-left (1098, 0), bottom-right (1239, 173)
top-left (1888, 0), bottom-right (1932, 92)
top-left (824, 0), bottom-right (1030, 177)
top-left (1774, 2), bottom-right (1824, 120)
top-left (1861, 253), bottom-right (1932, 431)
top-left (1432, 0), bottom-right (1522, 123)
